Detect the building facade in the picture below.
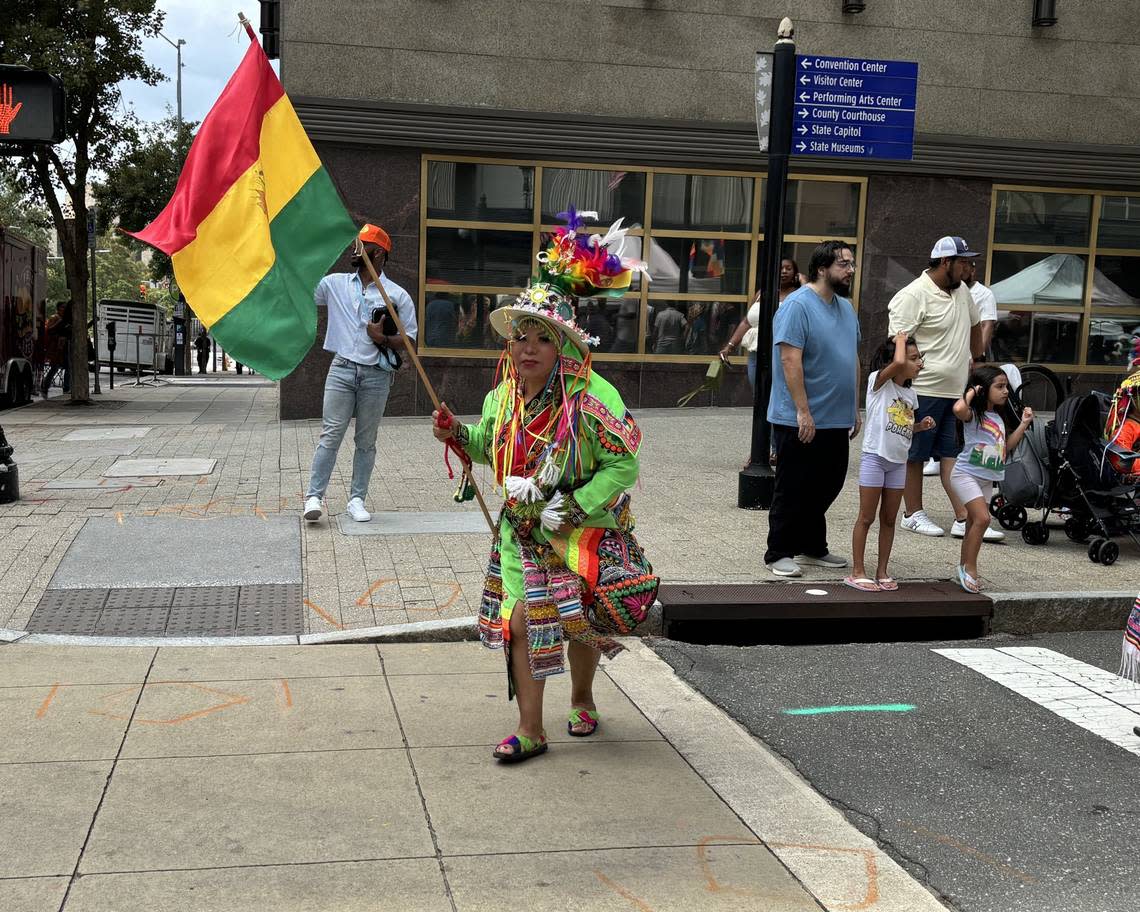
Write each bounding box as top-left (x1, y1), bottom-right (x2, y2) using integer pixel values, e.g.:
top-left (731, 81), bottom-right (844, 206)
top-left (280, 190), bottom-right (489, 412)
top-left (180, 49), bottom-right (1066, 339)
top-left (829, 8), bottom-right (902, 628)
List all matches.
top-left (277, 0), bottom-right (1140, 418)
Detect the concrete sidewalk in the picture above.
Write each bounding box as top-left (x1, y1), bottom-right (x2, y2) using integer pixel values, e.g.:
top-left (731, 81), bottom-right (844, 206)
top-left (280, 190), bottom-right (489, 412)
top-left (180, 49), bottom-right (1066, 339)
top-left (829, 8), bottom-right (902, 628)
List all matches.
top-left (0, 382), bottom-right (1135, 639)
top-left (0, 638), bottom-right (944, 912)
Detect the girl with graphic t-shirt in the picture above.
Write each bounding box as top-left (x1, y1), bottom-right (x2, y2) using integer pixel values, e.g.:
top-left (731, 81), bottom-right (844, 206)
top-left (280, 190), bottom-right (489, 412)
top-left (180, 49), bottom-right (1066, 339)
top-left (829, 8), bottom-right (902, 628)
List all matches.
top-left (847, 332), bottom-right (936, 593)
top-left (950, 367), bottom-right (1033, 593)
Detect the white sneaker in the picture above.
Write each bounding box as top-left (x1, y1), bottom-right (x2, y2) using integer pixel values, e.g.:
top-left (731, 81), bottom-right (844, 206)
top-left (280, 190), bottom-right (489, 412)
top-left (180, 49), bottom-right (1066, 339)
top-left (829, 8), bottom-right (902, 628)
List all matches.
top-left (901, 510), bottom-right (945, 537)
top-left (346, 497), bottom-right (371, 522)
top-left (922, 458), bottom-right (940, 477)
top-left (303, 496), bottom-right (323, 522)
top-left (951, 519), bottom-right (1005, 542)
top-left (766, 557), bottom-right (802, 577)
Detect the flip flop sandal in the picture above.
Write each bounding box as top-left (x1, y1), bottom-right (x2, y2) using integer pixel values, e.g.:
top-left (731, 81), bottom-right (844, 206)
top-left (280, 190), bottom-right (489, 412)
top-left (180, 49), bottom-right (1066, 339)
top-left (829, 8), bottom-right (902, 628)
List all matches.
top-left (568, 707), bottom-right (599, 737)
top-left (492, 732), bottom-right (548, 764)
top-left (877, 577), bottom-right (899, 591)
top-left (843, 576), bottom-right (880, 592)
top-left (956, 565), bottom-right (981, 594)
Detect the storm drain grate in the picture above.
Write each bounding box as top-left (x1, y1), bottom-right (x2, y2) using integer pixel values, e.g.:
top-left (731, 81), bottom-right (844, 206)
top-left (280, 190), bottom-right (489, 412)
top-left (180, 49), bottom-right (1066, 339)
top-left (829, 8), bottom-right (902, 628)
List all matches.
top-left (105, 588), bottom-right (176, 609)
top-left (238, 583), bottom-right (303, 609)
top-left (25, 604), bottom-right (103, 636)
top-left (35, 589), bottom-right (110, 612)
top-left (95, 607), bottom-right (170, 636)
top-left (28, 584), bottom-right (306, 637)
top-left (166, 604), bottom-right (239, 636)
top-left (171, 586), bottom-right (240, 609)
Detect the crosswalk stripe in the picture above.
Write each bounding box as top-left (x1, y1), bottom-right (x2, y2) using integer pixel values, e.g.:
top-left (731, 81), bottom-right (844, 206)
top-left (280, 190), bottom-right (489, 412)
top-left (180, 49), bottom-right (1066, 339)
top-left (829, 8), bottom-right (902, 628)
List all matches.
top-left (933, 647), bottom-right (1140, 757)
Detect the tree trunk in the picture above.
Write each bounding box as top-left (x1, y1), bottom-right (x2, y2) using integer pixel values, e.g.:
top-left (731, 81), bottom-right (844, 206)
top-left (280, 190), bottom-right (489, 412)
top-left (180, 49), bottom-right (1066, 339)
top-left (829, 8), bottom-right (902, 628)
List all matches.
top-left (61, 214), bottom-right (90, 403)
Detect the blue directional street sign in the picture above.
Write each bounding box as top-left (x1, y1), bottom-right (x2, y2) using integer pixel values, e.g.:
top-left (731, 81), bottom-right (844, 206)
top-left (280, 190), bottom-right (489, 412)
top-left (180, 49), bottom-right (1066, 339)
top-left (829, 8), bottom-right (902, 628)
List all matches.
top-left (793, 54), bottom-right (919, 161)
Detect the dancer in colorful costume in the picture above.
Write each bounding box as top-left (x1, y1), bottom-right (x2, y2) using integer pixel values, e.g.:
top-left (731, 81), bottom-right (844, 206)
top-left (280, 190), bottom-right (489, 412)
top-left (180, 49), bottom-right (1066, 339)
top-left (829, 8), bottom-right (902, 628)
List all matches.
top-left (432, 209), bottom-right (659, 763)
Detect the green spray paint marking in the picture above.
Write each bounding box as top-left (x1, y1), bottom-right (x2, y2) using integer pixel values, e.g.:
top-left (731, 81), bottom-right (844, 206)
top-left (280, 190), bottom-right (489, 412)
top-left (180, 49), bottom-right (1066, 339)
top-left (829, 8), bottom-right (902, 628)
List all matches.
top-left (782, 704), bottom-right (916, 716)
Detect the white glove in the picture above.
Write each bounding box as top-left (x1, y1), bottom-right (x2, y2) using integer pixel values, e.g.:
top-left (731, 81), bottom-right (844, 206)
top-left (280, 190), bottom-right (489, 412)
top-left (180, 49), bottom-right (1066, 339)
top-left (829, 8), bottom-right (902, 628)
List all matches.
top-left (540, 492), bottom-right (566, 532)
top-left (504, 475), bottom-right (543, 504)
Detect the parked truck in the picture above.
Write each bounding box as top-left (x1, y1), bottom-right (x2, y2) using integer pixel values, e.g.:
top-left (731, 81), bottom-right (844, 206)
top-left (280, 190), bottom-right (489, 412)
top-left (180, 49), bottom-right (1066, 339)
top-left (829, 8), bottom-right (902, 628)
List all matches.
top-left (97, 299), bottom-right (174, 375)
top-left (0, 227), bottom-right (47, 409)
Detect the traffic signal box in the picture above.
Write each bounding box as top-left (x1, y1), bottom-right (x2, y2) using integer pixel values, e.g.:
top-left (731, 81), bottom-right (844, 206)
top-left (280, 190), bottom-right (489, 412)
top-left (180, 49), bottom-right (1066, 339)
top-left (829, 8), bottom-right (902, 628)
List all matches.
top-left (0, 66), bottom-right (66, 146)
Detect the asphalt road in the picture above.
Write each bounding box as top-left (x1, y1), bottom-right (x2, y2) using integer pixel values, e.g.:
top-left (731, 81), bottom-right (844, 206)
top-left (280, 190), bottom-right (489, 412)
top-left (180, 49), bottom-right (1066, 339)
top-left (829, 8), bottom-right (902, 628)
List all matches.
top-left (652, 630), bottom-right (1138, 912)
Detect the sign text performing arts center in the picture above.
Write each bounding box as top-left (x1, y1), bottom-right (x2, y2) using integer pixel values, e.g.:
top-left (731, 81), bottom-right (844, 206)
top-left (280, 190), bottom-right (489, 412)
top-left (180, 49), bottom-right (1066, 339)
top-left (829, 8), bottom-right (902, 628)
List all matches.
top-left (792, 54), bottom-right (918, 161)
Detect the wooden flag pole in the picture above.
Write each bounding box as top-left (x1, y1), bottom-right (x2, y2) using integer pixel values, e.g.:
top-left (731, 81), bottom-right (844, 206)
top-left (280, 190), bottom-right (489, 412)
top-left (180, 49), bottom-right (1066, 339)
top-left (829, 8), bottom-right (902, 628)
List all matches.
top-left (355, 241), bottom-right (496, 533)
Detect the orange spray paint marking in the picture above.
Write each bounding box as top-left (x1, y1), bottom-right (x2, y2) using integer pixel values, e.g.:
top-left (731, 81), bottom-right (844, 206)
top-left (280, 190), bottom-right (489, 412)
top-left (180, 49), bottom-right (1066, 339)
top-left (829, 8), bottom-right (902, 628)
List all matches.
top-left (304, 598), bottom-right (344, 630)
top-left (115, 512), bottom-right (124, 525)
top-left (356, 578), bottom-right (396, 607)
top-left (276, 679), bottom-right (293, 712)
top-left (768, 842), bottom-right (880, 910)
top-left (593, 871), bottom-right (655, 912)
top-left (901, 820), bottom-right (1037, 884)
top-left (88, 682), bottom-right (249, 725)
top-left (697, 835), bottom-right (762, 896)
top-left (254, 507), bottom-right (268, 520)
top-left (35, 683), bottom-right (62, 719)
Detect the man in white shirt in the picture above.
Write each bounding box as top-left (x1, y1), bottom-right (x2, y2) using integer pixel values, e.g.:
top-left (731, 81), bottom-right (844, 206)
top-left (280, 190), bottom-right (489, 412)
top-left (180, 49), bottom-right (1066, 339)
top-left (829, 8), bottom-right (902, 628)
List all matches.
top-left (966, 258), bottom-right (998, 357)
top-left (304, 224), bottom-right (418, 523)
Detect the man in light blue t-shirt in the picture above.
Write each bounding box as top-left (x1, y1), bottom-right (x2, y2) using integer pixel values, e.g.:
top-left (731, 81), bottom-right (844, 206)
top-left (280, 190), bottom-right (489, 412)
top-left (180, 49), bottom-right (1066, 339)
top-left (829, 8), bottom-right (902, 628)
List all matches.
top-left (765, 241), bottom-right (861, 577)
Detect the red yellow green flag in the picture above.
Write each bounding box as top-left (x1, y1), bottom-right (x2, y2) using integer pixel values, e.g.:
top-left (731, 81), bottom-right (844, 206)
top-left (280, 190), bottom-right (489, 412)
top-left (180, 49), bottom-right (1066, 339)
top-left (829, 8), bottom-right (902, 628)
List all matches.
top-left (128, 33), bottom-right (355, 380)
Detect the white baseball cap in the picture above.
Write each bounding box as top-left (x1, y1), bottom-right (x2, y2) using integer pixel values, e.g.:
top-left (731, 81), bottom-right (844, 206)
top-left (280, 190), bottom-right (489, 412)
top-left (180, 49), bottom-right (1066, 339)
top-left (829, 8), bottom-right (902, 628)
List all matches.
top-left (930, 236), bottom-right (980, 259)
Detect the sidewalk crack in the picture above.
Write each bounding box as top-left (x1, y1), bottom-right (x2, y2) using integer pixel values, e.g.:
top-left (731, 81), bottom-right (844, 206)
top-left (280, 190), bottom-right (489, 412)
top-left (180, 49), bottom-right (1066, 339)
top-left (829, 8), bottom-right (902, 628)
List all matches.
top-left (377, 644), bottom-right (459, 912)
top-left (58, 647), bottom-right (160, 912)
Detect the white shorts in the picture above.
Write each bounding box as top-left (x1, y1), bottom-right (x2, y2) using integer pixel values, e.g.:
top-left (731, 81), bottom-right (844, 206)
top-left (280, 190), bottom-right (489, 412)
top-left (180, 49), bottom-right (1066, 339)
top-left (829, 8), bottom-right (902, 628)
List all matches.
top-left (949, 467), bottom-right (992, 506)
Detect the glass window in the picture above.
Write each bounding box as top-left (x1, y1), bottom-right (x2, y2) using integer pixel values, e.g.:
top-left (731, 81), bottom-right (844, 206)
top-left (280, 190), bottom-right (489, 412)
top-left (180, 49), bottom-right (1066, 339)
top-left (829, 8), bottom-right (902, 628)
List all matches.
top-left (992, 311), bottom-right (1080, 364)
top-left (652, 173), bottom-right (754, 232)
top-left (421, 292), bottom-right (514, 351)
top-left (990, 251), bottom-right (1088, 309)
top-left (1087, 316), bottom-right (1140, 367)
top-left (424, 228), bottom-right (533, 287)
top-left (648, 237), bottom-right (750, 295)
top-left (774, 179), bottom-right (860, 236)
top-left (541, 168), bottom-right (645, 224)
top-left (1097, 196), bottom-right (1140, 250)
top-left (644, 300), bottom-right (745, 356)
top-left (1092, 256), bottom-right (1140, 307)
top-left (993, 191), bottom-right (1091, 247)
top-left (777, 242), bottom-right (853, 289)
top-left (427, 162), bottom-right (534, 222)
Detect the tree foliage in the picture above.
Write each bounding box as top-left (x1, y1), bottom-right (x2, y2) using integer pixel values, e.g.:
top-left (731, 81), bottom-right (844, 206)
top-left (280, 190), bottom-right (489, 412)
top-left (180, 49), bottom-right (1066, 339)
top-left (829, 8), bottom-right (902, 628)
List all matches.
top-left (0, 0), bottom-right (165, 402)
top-left (93, 114), bottom-right (195, 281)
top-left (0, 184), bottom-right (53, 247)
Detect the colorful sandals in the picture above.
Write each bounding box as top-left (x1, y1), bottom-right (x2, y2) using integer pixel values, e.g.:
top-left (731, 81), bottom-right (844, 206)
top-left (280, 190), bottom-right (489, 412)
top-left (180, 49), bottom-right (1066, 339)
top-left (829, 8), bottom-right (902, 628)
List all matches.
top-left (568, 707), bottom-right (600, 737)
top-left (492, 732), bottom-right (548, 763)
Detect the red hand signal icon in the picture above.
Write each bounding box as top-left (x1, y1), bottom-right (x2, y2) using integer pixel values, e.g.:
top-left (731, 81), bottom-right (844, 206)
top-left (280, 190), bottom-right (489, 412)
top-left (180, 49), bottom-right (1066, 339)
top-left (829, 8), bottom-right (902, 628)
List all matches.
top-left (0, 84), bottom-right (23, 135)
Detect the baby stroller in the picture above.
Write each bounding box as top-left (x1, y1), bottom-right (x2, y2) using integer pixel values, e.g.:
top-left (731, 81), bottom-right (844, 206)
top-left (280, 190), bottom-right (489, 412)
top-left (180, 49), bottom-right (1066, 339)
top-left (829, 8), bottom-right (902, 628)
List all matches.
top-left (994, 387), bottom-right (1140, 564)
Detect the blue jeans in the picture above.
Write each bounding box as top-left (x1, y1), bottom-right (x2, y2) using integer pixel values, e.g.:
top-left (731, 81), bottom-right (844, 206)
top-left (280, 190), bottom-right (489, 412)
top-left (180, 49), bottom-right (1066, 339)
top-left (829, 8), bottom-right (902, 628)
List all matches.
top-left (306, 356), bottom-right (393, 502)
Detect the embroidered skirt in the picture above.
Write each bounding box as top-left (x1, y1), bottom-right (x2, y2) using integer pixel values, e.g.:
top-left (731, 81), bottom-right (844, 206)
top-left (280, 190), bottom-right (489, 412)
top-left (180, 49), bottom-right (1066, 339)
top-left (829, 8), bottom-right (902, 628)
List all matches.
top-left (477, 520), bottom-right (659, 686)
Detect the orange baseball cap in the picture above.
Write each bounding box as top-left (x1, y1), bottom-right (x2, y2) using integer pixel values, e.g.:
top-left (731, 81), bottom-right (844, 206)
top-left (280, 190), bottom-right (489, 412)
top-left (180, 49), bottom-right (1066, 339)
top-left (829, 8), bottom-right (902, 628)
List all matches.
top-left (358, 224), bottom-right (391, 252)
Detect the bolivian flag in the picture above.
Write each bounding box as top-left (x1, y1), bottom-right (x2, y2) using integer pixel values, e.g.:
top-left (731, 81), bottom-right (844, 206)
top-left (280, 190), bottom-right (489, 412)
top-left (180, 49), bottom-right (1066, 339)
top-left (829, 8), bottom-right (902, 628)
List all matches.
top-left (128, 31), bottom-right (355, 379)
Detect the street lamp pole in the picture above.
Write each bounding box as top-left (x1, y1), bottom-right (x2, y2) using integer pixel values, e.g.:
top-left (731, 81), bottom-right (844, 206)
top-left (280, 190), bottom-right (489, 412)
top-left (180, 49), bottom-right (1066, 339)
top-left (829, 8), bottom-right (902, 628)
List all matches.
top-left (157, 31), bottom-right (185, 124)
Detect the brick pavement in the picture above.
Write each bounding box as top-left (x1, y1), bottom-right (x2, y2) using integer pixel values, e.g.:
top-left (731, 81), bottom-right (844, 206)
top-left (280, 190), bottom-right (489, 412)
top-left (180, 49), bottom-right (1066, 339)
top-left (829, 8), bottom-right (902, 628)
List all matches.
top-left (0, 380), bottom-right (1135, 637)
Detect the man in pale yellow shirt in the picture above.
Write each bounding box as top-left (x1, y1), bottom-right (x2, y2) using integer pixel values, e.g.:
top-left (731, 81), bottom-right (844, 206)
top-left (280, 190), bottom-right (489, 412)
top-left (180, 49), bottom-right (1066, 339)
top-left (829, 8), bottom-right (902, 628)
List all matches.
top-left (888, 236), bottom-right (1001, 541)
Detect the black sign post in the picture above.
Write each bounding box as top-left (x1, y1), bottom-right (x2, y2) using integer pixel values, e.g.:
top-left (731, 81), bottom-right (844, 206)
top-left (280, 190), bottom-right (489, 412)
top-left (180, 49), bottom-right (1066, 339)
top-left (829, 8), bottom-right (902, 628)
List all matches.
top-left (0, 66), bottom-right (65, 148)
top-left (739, 18), bottom-right (796, 510)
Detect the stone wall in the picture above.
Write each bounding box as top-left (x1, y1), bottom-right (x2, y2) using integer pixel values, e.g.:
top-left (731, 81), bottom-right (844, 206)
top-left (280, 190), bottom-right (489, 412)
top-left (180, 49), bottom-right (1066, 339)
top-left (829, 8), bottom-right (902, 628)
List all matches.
top-left (281, 0), bottom-right (1140, 147)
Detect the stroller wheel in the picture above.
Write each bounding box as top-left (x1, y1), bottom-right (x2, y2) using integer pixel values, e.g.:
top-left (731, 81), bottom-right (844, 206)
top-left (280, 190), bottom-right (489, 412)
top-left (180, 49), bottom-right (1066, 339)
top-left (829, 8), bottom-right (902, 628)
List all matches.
top-left (1100, 540), bottom-right (1120, 566)
top-left (1064, 518), bottom-right (1089, 542)
top-left (1021, 521), bottom-right (1049, 545)
top-left (1088, 538), bottom-right (1106, 563)
top-left (999, 505), bottom-right (1027, 531)
top-left (989, 494), bottom-right (1007, 518)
